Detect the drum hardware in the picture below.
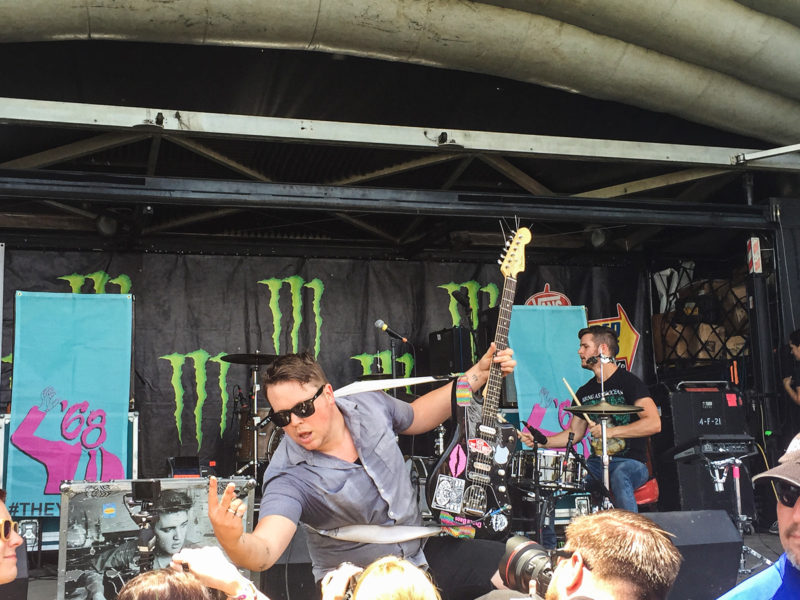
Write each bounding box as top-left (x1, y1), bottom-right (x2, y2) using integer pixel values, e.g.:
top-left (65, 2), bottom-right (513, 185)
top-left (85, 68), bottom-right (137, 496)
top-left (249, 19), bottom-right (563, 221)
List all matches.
top-left (433, 424), bottom-right (446, 457)
top-left (702, 454), bottom-right (772, 575)
top-left (224, 351), bottom-right (276, 479)
top-left (563, 376), bottom-right (642, 507)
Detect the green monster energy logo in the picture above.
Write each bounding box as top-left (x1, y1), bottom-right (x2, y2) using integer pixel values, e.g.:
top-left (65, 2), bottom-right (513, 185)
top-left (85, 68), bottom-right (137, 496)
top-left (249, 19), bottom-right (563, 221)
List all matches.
top-left (258, 275), bottom-right (324, 356)
top-left (59, 271), bottom-right (132, 294)
top-left (350, 351), bottom-right (415, 395)
top-left (159, 350), bottom-right (231, 446)
top-left (438, 281), bottom-right (500, 330)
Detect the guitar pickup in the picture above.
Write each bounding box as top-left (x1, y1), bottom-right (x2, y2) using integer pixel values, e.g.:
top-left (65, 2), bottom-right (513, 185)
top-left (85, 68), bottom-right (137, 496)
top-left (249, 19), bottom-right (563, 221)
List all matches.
top-left (473, 462), bottom-right (491, 472)
top-left (468, 472), bottom-right (491, 484)
top-left (478, 425), bottom-right (496, 435)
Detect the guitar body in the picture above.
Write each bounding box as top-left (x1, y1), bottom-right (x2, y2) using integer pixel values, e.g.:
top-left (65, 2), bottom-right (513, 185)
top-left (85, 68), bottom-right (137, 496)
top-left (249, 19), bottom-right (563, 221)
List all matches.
top-left (425, 226), bottom-right (532, 540)
top-left (427, 391), bottom-right (516, 539)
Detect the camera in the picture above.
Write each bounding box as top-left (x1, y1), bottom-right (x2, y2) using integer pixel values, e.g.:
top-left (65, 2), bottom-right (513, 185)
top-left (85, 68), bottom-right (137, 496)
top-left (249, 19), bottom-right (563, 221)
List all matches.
top-left (498, 535), bottom-right (553, 598)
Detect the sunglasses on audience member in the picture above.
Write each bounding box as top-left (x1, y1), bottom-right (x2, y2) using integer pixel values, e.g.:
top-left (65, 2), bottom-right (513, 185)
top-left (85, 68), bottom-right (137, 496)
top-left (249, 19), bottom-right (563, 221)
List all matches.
top-left (548, 548), bottom-right (592, 572)
top-left (269, 385), bottom-right (325, 427)
top-left (0, 519), bottom-right (18, 541)
top-left (776, 480), bottom-right (800, 508)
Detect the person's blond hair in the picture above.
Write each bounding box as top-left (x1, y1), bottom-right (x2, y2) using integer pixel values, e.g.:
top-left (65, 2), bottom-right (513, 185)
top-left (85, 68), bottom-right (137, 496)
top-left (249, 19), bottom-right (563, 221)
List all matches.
top-left (564, 510), bottom-right (682, 600)
top-left (353, 556), bottom-right (441, 600)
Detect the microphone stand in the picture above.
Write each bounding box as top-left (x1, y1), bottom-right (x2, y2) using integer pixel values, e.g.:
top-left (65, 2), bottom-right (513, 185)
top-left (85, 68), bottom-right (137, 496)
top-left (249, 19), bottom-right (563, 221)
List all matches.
top-left (389, 337), bottom-right (398, 398)
top-left (566, 438), bottom-right (613, 505)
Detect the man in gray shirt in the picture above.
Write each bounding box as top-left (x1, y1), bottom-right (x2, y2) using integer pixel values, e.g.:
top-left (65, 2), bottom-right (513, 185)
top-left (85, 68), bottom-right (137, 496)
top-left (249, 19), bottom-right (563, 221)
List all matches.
top-left (209, 344), bottom-right (516, 599)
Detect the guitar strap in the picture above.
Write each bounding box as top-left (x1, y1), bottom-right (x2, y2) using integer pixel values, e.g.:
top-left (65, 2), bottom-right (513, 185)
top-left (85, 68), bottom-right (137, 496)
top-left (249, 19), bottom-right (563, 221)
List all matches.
top-left (310, 524), bottom-right (442, 543)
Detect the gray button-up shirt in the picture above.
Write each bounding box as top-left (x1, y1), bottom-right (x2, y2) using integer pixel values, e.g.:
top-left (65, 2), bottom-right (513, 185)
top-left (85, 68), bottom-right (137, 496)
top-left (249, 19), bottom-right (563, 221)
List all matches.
top-left (260, 391), bottom-right (425, 581)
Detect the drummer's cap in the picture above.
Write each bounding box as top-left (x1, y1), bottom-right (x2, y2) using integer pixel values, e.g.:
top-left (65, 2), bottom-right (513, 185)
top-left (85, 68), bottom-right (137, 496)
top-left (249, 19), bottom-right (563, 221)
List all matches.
top-left (753, 432), bottom-right (800, 487)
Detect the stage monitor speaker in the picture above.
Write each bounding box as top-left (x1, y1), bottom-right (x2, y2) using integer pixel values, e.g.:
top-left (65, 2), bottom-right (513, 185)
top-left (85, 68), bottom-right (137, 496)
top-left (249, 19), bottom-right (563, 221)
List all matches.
top-left (648, 510), bottom-right (742, 600)
top-left (429, 327), bottom-right (472, 375)
top-left (664, 387), bottom-right (747, 448)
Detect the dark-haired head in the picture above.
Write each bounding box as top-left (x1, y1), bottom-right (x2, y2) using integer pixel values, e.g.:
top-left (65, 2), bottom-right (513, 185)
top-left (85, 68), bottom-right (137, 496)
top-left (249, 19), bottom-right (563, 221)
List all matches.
top-left (578, 325), bottom-right (619, 357)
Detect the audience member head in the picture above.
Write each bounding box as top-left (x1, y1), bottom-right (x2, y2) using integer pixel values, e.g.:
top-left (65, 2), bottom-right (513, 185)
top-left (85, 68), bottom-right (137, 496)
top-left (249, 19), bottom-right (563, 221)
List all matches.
top-left (578, 326), bottom-right (619, 358)
top-left (753, 432), bottom-right (800, 567)
top-left (352, 556), bottom-right (441, 600)
top-left (117, 568), bottom-right (224, 600)
top-left (0, 488), bottom-right (24, 585)
top-left (153, 490), bottom-right (193, 557)
top-left (547, 509), bottom-right (682, 600)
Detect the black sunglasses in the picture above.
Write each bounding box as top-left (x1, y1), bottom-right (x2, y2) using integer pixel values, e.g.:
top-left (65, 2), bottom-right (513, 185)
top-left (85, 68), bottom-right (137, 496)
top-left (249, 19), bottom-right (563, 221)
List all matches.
top-left (0, 519), bottom-right (18, 541)
top-left (269, 385), bottom-right (325, 427)
top-left (776, 480), bottom-right (800, 508)
top-left (548, 548), bottom-right (574, 570)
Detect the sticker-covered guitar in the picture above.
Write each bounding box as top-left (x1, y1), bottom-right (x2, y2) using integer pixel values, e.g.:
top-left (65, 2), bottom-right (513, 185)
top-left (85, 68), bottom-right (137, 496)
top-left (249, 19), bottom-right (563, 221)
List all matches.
top-left (426, 227), bottom-right (532, 539)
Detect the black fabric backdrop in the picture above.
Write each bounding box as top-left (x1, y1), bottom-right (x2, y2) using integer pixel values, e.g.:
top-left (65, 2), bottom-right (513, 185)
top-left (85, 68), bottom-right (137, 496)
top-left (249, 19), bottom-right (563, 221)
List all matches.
top-left (1, 251), bottom-right (649, 477)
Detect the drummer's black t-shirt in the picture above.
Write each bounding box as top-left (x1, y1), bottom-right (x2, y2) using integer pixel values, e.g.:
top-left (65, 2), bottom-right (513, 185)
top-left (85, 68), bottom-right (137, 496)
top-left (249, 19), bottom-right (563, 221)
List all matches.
top-left (575, 367), bottom-right (649, 464)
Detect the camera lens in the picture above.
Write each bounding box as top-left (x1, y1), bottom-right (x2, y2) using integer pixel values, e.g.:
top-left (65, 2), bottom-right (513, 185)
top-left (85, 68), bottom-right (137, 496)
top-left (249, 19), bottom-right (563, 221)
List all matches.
top-left (498, 536), bottom-right (553, 594)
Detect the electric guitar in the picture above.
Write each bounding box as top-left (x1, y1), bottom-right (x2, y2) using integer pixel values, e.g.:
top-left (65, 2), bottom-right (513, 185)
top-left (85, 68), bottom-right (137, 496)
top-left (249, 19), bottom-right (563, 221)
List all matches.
top-left (426, 227), bottom-right (531, 539)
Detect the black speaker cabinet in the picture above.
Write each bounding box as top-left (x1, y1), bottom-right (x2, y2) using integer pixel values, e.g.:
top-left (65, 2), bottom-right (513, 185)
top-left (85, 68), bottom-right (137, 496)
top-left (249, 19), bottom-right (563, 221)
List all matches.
top-left (429, 327), bottom-right (473, 375)
top-left (663, 387), bottom-right (747, 448)
top-left (647, 510), bottom-right (742, 600)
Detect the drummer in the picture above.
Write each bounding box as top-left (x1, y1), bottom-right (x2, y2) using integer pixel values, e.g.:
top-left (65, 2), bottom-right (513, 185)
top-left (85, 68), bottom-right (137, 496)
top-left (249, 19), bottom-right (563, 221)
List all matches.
top-left (520, 325), bottom-right (660, 512)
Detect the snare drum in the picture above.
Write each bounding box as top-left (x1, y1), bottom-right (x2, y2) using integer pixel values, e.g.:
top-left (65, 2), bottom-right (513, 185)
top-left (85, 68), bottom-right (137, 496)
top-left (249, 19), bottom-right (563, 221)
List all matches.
top-left (536, 450), bottom-right (563, 487)
top-left (512, 449), bottom-right (586, 491)
top-left (559, 453), bottom-right (586, 491)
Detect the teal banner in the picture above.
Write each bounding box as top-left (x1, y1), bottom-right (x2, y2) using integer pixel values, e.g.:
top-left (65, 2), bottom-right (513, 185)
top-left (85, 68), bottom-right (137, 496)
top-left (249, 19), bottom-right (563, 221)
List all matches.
top-left (509, 305), bottom-right (590, 455)
top-left (6, 293), bottom-right (132, 517)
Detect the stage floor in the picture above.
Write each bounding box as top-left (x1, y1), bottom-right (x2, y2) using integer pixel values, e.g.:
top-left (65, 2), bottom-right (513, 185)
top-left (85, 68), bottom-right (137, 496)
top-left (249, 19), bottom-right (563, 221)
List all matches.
top-left (21, 530), bottom-right (786, 600)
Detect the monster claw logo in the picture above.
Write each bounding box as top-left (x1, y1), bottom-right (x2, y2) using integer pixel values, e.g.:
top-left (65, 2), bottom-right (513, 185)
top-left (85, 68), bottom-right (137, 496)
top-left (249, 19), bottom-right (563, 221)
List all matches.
top-left (259, 276), bottom-right (324, 356)
top-left (159, 350), bottom-right (231, 446)
top-left (59, 271), bottom-right (132, 294)
top-left (351, 351), bottom-right (414, 395)
top-left (438, 281), bottom-right (500, 330)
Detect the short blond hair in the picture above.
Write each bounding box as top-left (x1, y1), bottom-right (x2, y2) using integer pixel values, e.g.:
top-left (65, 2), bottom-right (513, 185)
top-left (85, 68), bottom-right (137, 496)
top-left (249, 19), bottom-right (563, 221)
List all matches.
top-left (564, 510), bottom-right (682, 600)
top-left (353, 556), bottom-right (441, 600)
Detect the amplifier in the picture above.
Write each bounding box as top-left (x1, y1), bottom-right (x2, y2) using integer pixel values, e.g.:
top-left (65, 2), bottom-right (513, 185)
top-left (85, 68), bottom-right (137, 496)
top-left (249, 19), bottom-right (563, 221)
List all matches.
top-left (672, 434), bottom-right (756, 463)
top-left (662, 385), bottom-right (747, 448)
top-left (429, 327), bottom-right (473, 375)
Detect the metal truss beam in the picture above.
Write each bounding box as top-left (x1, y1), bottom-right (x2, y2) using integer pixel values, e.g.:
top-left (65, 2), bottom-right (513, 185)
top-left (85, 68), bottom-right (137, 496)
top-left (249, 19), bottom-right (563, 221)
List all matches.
top-left (0, 171), bottom-right (770, 230)
top-left (1, 97), bottom-right (799, 172)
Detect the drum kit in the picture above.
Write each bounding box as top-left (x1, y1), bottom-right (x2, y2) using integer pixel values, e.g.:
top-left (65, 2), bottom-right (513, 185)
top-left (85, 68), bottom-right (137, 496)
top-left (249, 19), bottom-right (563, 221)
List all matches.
top-left (506, 400), bottom-right (643, 544)
top-left (220, 352), bottom-right (283, 480)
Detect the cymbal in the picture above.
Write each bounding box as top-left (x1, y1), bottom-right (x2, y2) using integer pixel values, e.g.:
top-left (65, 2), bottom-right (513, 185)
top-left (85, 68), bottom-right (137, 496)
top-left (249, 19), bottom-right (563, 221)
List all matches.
top-left (565, 401), bottom-right (643, 416)
top-left (357, 373), bottom-right (393, 381)
top-left (220, 353), bottom-right (278, 365)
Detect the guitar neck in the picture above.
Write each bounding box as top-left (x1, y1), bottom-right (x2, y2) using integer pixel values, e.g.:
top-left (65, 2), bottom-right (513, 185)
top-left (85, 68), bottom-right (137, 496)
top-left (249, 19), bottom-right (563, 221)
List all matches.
top-left (482, 275), bottom-right (516, 424)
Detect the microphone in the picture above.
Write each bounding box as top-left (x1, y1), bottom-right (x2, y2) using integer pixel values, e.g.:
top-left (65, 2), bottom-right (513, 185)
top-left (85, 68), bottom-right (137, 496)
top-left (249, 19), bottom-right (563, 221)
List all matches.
top-left (522, 422), bottom-right (548, 445)
top-left (452, 289), bottom-right (471, 309)
top-left (585, 354), bottom-right (600, 366)
top-left (374, 319), bottom-right (408, 343)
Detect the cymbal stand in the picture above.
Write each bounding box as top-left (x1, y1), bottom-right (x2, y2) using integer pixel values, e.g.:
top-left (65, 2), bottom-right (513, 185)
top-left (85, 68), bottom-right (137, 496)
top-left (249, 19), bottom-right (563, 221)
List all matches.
top-left (705, 455), bottom-right (772, 574)
top-left (597, 416), bottom-right (614, 509)
top-left (235, 367), bottom-right (264, 478)
top-left (597, 357), bottom-right (614, 508)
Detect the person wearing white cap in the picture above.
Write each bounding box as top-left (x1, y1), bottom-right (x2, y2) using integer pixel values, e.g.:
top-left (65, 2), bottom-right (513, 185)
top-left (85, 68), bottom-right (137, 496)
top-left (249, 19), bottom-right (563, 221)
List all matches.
top-left (717, 432), bottom-right (800, 599)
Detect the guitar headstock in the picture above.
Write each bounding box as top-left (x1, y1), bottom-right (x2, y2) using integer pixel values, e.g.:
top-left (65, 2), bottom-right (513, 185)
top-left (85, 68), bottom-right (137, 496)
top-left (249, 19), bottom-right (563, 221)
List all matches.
top-left (499, 227), bottom-right (532, 278)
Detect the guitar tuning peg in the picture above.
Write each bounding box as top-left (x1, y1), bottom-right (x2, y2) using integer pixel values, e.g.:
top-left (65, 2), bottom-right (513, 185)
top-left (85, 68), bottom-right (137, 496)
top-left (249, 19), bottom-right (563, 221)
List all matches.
top-left (497, 259), bottom-right (502, 266)
top-left (504, 240), bottom-right (510, 247)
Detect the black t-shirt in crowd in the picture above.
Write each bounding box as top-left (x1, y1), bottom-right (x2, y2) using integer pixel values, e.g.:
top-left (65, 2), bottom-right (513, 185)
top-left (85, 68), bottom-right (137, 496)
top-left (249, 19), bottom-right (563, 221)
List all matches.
top-left (575, 367), bottom-right (650, 464)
